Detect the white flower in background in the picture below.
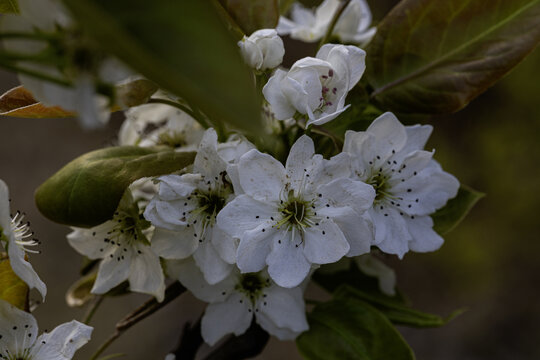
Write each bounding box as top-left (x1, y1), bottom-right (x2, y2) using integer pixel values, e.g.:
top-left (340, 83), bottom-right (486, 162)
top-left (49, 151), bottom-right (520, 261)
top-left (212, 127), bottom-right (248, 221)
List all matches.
top-left (168, 258), bottom-right (309, 345)
top-left (144, 129), bottom-right (245, 284)
top-left (119, 101), bottom-right (204, 149)
top-left (277, 0), bottom-right (376, 45)
top-left (0, 10), bottom-right (131, 129)
top-left (0, 180), bottom-right (46, 300)
top-left (0, 299), bottom-right (92, 360)
top-left (263, 44), bottom-right (365, 127)
top-left (67, 190), bottom-right (165, 301)
top-left (344, 112), bottom-right (460, 258)
top-left (217, 135), bottom-right (375, 288)
top-left (238, 29), bottom-right (285, 71)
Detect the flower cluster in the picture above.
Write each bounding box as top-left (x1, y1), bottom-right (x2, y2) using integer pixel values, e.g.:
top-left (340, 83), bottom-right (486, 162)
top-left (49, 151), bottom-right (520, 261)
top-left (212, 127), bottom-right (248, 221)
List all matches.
top-left (59, 26), bottom-right (459, 346)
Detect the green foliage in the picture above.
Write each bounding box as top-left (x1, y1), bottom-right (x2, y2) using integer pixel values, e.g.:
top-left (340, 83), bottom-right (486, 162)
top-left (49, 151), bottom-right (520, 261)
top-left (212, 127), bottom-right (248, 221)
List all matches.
top-left (63, 0), bottom-right (263, 135)
top-left (0, 257), bottom-right (28, 310)
top-left (367, 0), bottom-right (540, 114)
top-left (219, 0), bottom-right (279, 35)
top-left (335, 285), bottom-right (463, 328)
top-left (297, 295), bottom-right (415, 360)
top-left (0, 0), bottom-right (18, 13)
top-left (433, 185), bottom-right (484, 235)
top-left (35, 146), bottom-right (195, 228)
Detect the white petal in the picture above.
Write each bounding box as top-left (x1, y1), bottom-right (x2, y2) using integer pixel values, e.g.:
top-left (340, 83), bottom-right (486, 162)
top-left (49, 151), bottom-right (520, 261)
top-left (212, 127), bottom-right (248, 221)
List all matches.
top-left (317, 44), bottom-right (366, 90)
top-left (91, 247), bottom-right (132, 294)
top-left (393, 162), bottom-right (460, 216)
top-left (318, 177), bottom-right (375, 214)
top-left (267, 229), bottom-right (311, 288)
top-left (216, 194), bottom-right (275, 238)
top-left (303, 220), bottom-right (349, 264)
top-left (237, 225), bottom-right (276, 274)
top-left (362, 112), bottom-right (408, 163)
top-left (0, 299), bottom-right (38, 355)
top-left (30, 320), bottom-right (93, 360)
top-left (67, 227), bottom-right (109, 260)
top-left (8, 238), bottom-right (47, 300)
top-left (211, 224), bottom-right (238, 264)
top-left (284, 65), bottom-right (322, 114)
top-left (158, 174), bottom-right (199, 200)
top-left (371, 208), bottom-right (411, 258)
top-left (151, 227), bottom-right (198, 259)
top-left (263, 69), bottom-right (296, 120)
top-left (305, 105), bottom-right (349, 127)
top-left (0, 180), bottom-right (11, 231)
top-left (406, 216), bottom-right (444, 253)
top-left (193, 239), bottom-right (233, 285)
top-left (321, 207), bottom-right (372, 257)
top-left (237, 150), bottom-right (285, 202)
top-left (285, 135), bottom-right (317, 188)
top-left (257, 286), bottom-right (308, 335)
top-left (167, 257), bottom-right (235, 303)
top-left (201, 293), bottom-right (252, 346)
top-left (193, 128), bottom-right (228, 179)
top-left (128, 246), bottom-right (166, 301)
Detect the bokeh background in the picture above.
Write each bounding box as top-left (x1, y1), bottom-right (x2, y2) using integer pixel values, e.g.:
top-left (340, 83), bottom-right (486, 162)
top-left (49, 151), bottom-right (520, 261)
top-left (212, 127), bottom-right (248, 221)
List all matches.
top-left (0, 1), bottom-right (539, 359)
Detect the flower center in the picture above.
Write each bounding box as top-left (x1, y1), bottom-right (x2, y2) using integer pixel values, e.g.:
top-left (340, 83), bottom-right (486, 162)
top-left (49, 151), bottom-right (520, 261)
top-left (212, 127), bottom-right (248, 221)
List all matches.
top-left (368, 173), bottom-right (392, 203)
top-left (276, 191), bottom-right (315, 229)
top-left (236, 273), bottom-right (268, 302)
top-left (9, 211), bottom-right (40, 254)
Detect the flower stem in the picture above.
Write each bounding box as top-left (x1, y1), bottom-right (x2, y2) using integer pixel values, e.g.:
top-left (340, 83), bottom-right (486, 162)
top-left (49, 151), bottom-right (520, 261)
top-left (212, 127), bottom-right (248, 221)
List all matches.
top-left (0, 59), bottom-right (72, 87)
top-left (88, 282), bottom-right (186, 360)
top-left (82, 295), bottom-right (104, 325)
top-left (318, 0), bottom-right (352, 49)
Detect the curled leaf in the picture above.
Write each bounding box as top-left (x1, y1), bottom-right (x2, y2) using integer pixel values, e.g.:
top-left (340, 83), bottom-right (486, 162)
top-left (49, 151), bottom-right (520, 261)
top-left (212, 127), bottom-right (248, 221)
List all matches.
top-left (0, 257), bottom-right (29, 310)
top-left (0, 86), bottom-right (76, 118)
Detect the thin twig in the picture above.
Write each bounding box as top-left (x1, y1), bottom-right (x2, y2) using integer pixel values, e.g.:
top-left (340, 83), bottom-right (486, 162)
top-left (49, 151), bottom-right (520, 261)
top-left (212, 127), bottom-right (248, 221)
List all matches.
top-left (83, 296), bottom-right (105, 325)
top-left (89, 282), bottom-right (186, 360)
top-left (318, 0), bottom-right (352, 49)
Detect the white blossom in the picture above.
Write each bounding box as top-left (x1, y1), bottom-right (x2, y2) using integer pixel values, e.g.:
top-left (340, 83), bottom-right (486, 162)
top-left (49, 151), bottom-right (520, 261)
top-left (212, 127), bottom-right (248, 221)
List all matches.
top-left (0, 12), bottom-right (131, 129)
top-left (67, 190), bottom-right (165, 301)
top-left (168, 257), bottom-right (309, 345)
top-left (217, 135), bottom-right (375, 288)
top-left (144, 129), bottom-right (249, 284)
top-left (277, 0), bottom-right (376, 45)
top-left (238, 29), bottom-right (285, 71)
top-left (344, 112), bottom-right (460, 258)
top-left (0, 299), bottom-right (92, 360)
top-left (119, 101), bottom-right (204, 149)
top-left (0, 180), bottom-right (46, 300)
top-left (263, 44), bottom-right (365, 126)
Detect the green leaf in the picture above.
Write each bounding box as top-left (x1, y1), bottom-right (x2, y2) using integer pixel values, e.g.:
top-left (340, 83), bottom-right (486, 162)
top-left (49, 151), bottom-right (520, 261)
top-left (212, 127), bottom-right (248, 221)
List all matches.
top-left (0, 0), bottom-right (19, 13)
top-left (0, 257), bottom-right (28, 310)
top-left (335, 285), bottom-right (463, 328)
top-left (219, 0), bottom-right (279, 35)
top-left (297, 296), bottom-right (415, 360)
top-left (433, 185), bottom-right (484, 235)
top-left (366, 0), bottom-right (540, 114)
top-left (35, 146), bottom-right (195, 228)
top-left (63, 0), bottom-right (262, 134)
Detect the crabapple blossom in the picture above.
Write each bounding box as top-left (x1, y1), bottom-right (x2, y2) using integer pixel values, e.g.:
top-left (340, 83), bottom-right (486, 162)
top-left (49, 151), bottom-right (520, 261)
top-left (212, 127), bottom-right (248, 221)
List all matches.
top-left (119, 100), bottom-right (204, 149)
top-left (168, 257), bottom-right (309, 345)
top-left (238, 29), bottom-right (285, 71)
top-left (344, 112), bottom-right (460, 258)
top-left (67, 190), bottom-right (165, 301)
top-left (263, 44), bottom-right (365, 126)
top-left (0, 180), bottom-right (46, 300)
top-left (277, 0), bottom-right (376, 45)
top-left (144, 129), bottom-right (250, 284)
top-left (0, 299), bottom-right (92, 360)
top-left (217, 135), bottom-right (375, 288)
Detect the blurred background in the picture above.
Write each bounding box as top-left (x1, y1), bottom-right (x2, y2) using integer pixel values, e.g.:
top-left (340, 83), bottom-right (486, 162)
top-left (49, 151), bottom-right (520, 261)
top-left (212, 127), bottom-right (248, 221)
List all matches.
top-left (0, 1), bottom-right (539, 359)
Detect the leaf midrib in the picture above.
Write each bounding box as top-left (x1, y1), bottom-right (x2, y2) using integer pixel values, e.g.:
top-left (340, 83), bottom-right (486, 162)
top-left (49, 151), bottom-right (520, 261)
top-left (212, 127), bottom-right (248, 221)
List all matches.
top-left (372, 0), bottom-right (539, 97)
